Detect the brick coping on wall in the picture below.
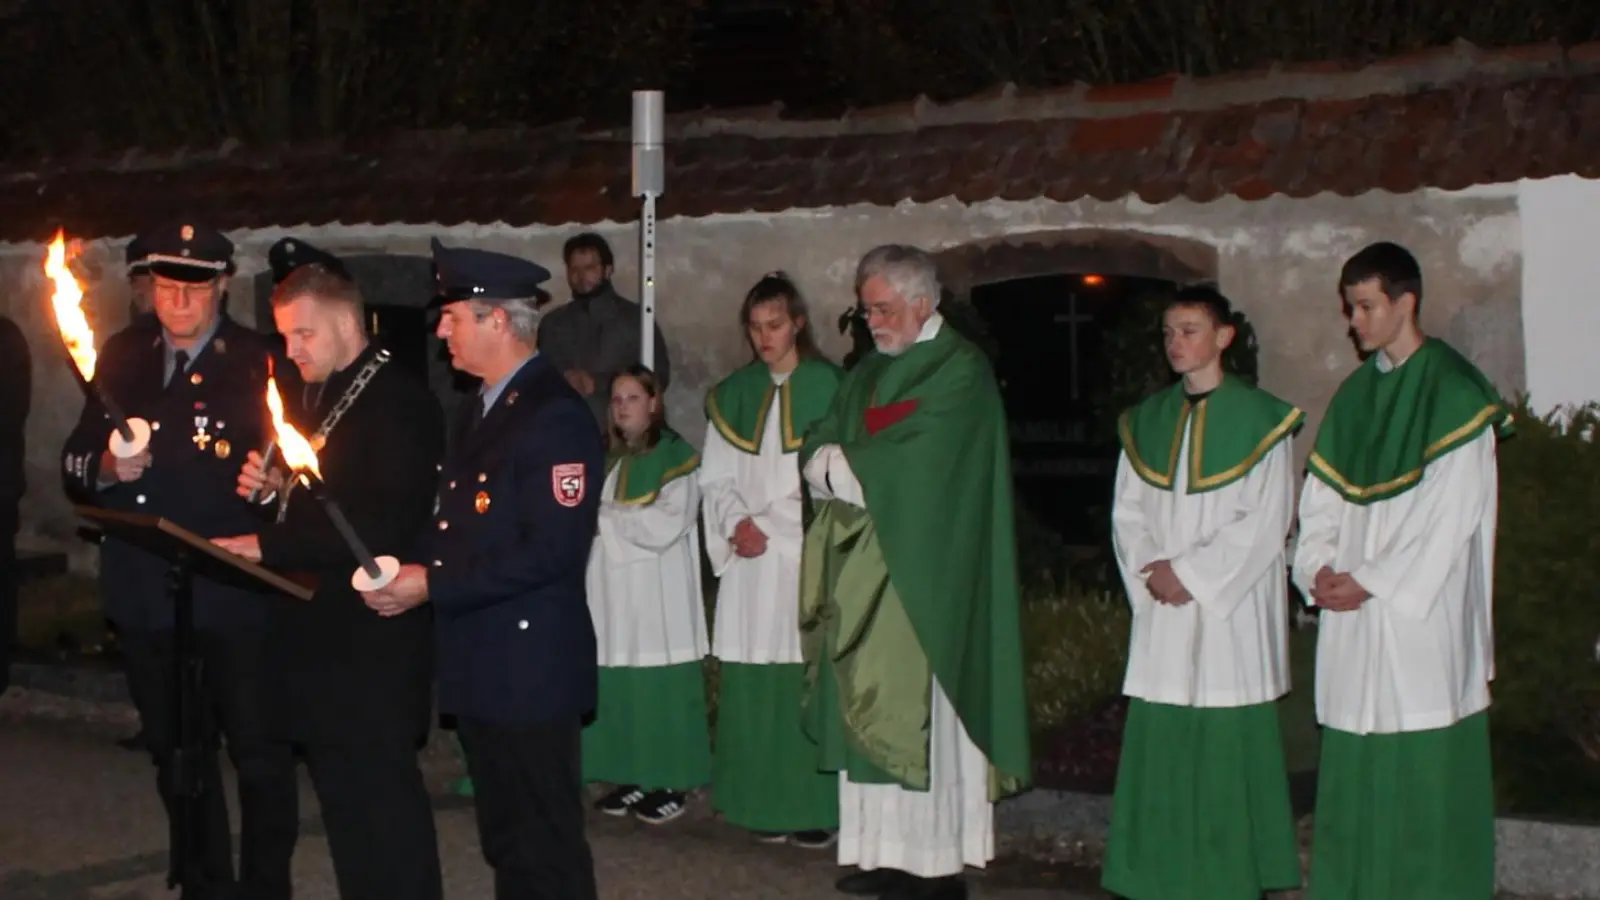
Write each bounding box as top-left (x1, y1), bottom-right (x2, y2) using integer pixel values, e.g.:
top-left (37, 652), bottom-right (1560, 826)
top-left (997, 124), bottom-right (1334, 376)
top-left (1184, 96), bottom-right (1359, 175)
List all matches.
top-left (0, 38), bottom-right (1596, 240)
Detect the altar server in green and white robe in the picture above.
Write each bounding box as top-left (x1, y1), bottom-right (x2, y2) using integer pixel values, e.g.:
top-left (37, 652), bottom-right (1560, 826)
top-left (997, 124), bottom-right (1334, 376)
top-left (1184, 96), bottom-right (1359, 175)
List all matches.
top-left (701, 273), bottom-right (843, 849)
top-left (584, 365), bottom-right (710, 826)
top-left (1292, 242), bottom-right (1509, 900)
top-left (1102, 285), bottom-right (1305, 900)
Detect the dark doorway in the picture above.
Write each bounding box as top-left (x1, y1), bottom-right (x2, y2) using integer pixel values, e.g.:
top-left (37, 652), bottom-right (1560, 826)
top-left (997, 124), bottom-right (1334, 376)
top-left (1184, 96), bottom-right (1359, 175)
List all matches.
top-left (971, 272), bottom-right (1175, 547)
top-left (365, 305), bottom-right (431, 384)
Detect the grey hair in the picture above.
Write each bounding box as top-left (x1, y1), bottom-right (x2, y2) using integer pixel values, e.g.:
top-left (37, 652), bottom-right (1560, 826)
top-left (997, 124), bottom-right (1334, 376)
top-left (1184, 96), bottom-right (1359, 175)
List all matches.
top-left (470, 297), bottom-right (542, 344)
top-left (854, 244), bottom-right (942, 309)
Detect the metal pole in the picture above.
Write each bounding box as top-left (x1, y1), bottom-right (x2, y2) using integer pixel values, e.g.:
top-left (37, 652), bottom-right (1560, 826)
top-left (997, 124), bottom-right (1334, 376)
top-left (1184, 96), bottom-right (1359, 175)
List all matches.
top-left (640, 194), bottom-right (657, 370)
top-left (632, 90), bottom-right (665, 371)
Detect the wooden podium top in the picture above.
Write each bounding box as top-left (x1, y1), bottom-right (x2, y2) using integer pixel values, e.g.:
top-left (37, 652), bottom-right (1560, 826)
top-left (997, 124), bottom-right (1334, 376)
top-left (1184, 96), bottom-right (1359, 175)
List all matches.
top-left (75, 506), bottom-right (316, 602)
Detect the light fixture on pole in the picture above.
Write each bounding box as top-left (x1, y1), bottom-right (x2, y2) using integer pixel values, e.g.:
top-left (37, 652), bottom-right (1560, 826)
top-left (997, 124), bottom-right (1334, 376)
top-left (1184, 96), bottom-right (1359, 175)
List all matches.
top-left (632, 90), bottom-right (665, 370)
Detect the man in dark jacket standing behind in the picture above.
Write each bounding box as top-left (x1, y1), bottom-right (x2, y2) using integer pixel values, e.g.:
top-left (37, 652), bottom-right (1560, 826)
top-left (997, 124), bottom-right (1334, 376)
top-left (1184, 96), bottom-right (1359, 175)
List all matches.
top-left (361, 238), bottom-right (604, 900)
top-left (216, 245), bottom-right (445, 900)
top-left (537, 232), bottom-right (672, 429)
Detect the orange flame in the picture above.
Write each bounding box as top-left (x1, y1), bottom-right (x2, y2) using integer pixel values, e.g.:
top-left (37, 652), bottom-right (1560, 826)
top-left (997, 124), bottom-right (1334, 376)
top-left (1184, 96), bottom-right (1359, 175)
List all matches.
top-left (44, 230), bottom-right (99, 382)
top-left (265, 374), bottom-right (322, 482)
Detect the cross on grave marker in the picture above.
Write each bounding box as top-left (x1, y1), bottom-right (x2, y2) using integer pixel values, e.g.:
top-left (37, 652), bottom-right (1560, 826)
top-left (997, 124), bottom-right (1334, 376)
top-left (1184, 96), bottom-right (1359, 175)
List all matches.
top-left (1051, 291), bottom-right (1095, 400)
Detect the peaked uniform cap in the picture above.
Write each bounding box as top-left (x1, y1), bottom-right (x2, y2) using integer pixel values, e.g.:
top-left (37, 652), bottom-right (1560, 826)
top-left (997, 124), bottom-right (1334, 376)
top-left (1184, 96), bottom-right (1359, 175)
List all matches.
top-left (139, 222), bottom-right (234, 284)
top-left (268, 236), bottom-right (350, 284)
top-left (429, 237), bottom-right (552, 308)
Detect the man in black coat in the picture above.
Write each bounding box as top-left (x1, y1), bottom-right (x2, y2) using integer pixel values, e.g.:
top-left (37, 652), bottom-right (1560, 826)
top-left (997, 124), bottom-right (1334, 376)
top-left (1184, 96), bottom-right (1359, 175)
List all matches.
top-left (216, 247), bottom-right (445, 900)
top-left (361, 238), bottom-right (604, 900)
top-left (59, 222), bottom-right (299, 900)
top-left (0, 313), bottom-right (30, 696)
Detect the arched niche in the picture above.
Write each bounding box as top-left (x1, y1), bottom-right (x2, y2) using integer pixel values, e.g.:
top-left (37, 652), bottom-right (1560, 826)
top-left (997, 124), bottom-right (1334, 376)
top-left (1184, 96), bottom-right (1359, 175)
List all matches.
top-left (932, 229), bottom-right (1220, 550)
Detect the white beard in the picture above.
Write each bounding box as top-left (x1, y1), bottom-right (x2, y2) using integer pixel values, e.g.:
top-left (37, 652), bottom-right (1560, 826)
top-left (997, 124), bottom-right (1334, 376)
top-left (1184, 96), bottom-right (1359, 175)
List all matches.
top-left (872, 333), bottom-right (909, 357)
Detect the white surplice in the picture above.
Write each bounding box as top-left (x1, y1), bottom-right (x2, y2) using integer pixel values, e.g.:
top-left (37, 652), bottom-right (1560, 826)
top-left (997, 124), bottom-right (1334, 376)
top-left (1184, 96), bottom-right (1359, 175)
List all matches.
top-left (1111, 433), bottom-right (1296, 708)
top-left (801, 313), bottom-right (995, 877)
top-left (585, 469), bottom-right (709, 668)
top-left (1291, 422), bottom-right (1498, 736)
top-left (700, 371), bottom-right (807, 664)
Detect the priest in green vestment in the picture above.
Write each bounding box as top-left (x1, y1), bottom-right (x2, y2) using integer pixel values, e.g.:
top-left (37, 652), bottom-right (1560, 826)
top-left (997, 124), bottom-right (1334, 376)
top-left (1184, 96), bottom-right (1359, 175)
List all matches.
top-left (1292, 242), bottom-right (1510, 900)
top-left (1101, 286), bottom-right (1304, 900)
top-left (798, 244), bottom-right (1031, 900)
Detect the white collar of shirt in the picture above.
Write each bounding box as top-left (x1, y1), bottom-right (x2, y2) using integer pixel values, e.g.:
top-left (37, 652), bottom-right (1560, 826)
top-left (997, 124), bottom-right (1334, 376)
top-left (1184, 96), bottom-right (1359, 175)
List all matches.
top-left (1375, 347), bottom-right (1418, 373)
top-left (916, 312), bottom-right (945, 344)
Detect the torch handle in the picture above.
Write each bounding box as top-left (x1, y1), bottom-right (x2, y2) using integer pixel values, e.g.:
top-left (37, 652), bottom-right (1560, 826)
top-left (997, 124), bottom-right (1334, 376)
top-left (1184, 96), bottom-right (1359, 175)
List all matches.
top-left (319, 495), bottom-right (383, 581)
top-left (246, 441), bottom-right (278, 504)
top-left (93, 380), bottom-right (136, 445)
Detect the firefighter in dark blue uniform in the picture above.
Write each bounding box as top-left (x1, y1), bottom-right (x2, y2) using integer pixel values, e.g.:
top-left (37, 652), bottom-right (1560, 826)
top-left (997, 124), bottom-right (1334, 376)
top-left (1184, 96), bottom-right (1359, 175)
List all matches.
top-left (359, 238), bottom-right (604, 900)
top-left (113, 231), bottom-right (159, 752)
top-left (60, 222), bottom-right (299, 900)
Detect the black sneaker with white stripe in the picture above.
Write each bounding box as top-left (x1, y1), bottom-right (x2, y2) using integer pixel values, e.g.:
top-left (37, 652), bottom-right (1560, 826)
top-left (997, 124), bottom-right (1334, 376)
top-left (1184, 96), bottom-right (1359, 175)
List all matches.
top-left (631, 789), bottom-right (688, 825)
top-left (789, 829), bottom-right (838, 849)
top-left (595, 784), bottom-right (645, 816)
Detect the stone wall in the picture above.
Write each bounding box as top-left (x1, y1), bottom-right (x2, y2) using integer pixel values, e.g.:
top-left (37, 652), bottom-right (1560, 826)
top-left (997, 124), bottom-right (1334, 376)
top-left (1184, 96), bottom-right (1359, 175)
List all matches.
top-left (0, 182), bottom-right (1524, 566)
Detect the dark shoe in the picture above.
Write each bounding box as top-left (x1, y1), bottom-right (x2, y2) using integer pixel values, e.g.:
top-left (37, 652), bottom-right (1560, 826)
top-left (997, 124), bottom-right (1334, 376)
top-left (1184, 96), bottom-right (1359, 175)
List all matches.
top-left (836, 868), bottom-right (914, 895)
top-left (632, 789), bottom-right (688, 825)
top-left (789, 829), bottom-right (838, 849)
top-left (882, 875), bottom-right (966, 900)
top-left (594, 784), bottom-right (645, 816)
top-left (883, 875), bottom-right (966, 900)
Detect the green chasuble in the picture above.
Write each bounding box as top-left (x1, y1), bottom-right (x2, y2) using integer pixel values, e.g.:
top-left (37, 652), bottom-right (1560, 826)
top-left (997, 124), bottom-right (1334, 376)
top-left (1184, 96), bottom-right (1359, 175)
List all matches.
top-left (607, 428), bottom-right (700, 505)
top-left (705, 358), bottom-right (844, 454)
top-left (1306, 338), bottom-right (1512, 505)
top-left (1117, 375), bottom-right (1304, 494)
top-left (797, 324), bottom-right (1031, 801)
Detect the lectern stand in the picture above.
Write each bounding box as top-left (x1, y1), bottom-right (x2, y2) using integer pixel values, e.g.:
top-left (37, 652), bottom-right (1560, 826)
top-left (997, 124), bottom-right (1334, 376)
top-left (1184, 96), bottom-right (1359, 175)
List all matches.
top-left (74, 506), bottom-right (313, 892)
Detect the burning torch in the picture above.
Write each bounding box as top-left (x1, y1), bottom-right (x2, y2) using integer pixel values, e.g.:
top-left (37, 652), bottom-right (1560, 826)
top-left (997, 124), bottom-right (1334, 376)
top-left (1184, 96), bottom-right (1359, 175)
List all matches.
top-left (45, 230), bottom-right (151, 459)
top-left (264, 373), bottom-right (399, 592)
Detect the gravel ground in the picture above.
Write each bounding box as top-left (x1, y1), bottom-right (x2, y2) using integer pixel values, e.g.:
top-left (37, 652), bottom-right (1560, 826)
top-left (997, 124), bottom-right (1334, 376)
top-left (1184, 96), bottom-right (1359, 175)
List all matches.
top-left (0, 688), bottom-right (1102, 900)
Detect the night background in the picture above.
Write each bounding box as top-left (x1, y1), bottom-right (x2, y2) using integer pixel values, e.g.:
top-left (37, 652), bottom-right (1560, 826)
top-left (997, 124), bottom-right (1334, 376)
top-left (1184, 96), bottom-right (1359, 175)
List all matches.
top-left (1, 0), bottom-right (1598, 160)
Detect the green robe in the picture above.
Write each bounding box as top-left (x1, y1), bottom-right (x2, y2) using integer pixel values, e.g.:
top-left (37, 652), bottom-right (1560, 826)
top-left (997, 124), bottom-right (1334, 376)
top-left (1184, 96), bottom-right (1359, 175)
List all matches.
top-left (1307, 338), bottom-right (1512, 504)
top-left (1117, 374), bottom-right (1304, 494)
top-left (798, 323), bottom-right (1031, 800)
top-left (607, 428), bottom-right (700, 505)
top-left (705, 357), bottom-right (844, 454)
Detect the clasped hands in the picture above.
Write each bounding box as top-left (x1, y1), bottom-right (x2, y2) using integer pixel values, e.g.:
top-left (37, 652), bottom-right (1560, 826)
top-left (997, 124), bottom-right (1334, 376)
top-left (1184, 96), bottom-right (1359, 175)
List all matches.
top-left (1309, 566), bottom-right (1370, 612)
top-left (100, 449), bottom-right (152, 483)
top-left (731, 517), bottom-right (768, 558)
top-left (1140, 560), bottom-right (1193, 606)
top-left (360, 565), bottom-right (431, 617)
top-left (564, 368), bottom-right (596, 397)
